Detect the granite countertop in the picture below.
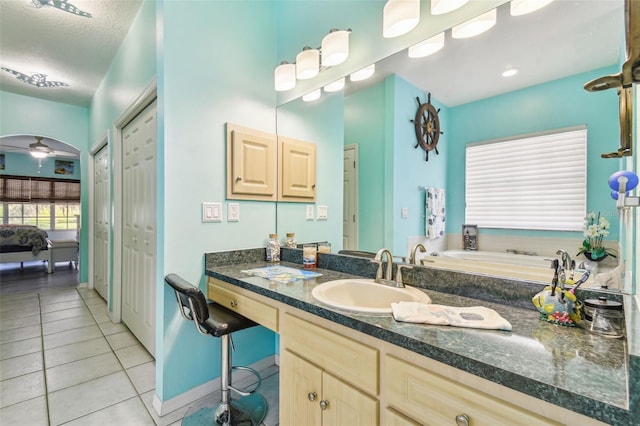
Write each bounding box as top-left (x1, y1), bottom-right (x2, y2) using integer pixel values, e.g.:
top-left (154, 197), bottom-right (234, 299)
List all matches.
top-left (204, 250), bottom-right (637, 425)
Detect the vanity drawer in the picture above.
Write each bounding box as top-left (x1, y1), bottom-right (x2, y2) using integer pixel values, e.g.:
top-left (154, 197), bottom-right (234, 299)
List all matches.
top-left (207, 278), bottom-right (278, 332)
top-left (385, 355), bottom-right (560, 426)
top-left (282, 313), bottom-right (378, 395)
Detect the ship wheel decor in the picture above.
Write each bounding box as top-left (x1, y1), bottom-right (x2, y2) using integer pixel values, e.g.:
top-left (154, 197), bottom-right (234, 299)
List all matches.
top-left (410, 92), bottom-right (443, 161)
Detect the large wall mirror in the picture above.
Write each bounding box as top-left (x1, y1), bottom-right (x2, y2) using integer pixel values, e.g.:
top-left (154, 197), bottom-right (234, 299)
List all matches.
top-left (275, 0), bottom-right (625, 274)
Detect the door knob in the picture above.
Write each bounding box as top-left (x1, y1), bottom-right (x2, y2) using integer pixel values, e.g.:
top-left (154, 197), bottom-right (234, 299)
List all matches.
top-left (230, 300), bottom-right (238, 307)
top-left (319, 400), bottom-right (329, 410)
top-left (307, 392), bottom-right (317, 401)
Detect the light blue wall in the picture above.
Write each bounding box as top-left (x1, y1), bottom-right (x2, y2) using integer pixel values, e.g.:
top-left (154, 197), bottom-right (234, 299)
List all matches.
top-left (345, 80), bottom-right (386, 252)
top-left (276, 94), bottom-right (345, 249)
top-left (0, 91), bottom-right (89, 278)
top-left (447, 65), bottom-right (621, 239)
top-left (391, 75), bottom-right (448, 255)
top-left (344, 75), bottom-right (448, 255)
top-left (0, 152), bottom-right (80, 180)
top-left (160, 0), bottom-right (278, 401)
top-left (89, 0), bottom-right (157, 144)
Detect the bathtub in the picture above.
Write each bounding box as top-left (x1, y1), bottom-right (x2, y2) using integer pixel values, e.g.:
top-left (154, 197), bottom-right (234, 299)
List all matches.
top-left (420, 249), bottom-right (554, 282)
top-left (434, 249), bottom-right (552, 269)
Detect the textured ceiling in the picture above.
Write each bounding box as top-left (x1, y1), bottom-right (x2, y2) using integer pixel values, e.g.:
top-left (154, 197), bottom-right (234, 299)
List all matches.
top-left (0, 0), bottom-right (143, 107)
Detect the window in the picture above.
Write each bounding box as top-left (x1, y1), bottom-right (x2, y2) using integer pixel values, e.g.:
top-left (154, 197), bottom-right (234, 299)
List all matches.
top-left (465, 127), bottom-right (586, 231)
top-left (0, 175), bottom-right (80, 231)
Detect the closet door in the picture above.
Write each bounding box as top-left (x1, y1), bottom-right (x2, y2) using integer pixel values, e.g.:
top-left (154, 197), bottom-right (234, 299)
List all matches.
top-left (122, 100), bottom-right (157, 356)
top-left (93, 144), bottom-right (109, 300)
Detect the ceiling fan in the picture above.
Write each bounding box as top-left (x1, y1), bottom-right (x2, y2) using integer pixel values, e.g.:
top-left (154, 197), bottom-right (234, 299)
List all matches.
top-left (0, 136), bottom-right (79, 158)
top-left (31, 0), bottom-right (92, 18)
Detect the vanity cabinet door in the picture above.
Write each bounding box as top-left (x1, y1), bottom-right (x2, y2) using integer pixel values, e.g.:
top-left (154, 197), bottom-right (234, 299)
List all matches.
top-left (280, 349), bottom-right (378, 426)
top-left (281, 349), bottom-right (322, 426)
top-left (278, 136), bottom-right (316, 201)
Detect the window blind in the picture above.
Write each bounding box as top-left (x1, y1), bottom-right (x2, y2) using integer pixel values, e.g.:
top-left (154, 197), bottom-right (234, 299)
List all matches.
top-left (0, 175), bottom-right (80, 203)
top-left (465, 127), bottom-right (586, 231)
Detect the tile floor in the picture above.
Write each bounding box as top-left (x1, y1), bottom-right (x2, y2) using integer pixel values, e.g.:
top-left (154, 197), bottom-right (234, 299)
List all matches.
top-left (0, 280), bottom-right (279, 425)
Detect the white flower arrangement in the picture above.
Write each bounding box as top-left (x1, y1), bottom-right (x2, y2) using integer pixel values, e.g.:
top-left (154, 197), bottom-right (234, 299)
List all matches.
top-left (577, 211), bottom-right (616, 260)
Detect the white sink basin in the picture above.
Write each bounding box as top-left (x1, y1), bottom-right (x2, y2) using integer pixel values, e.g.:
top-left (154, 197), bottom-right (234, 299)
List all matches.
top-left (311, 279), bottom-right (431, 314)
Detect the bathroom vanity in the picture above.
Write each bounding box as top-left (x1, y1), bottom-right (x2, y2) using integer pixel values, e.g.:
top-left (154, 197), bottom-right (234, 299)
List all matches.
top-left (205, 249), bottom-right (638, 426)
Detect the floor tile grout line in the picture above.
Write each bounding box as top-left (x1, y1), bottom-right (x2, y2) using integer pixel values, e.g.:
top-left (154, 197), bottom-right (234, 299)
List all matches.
top-left (38, 291), bottom-right (53, 426)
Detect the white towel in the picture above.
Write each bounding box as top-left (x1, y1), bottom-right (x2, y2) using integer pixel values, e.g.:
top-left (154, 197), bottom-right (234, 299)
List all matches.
top-left (425, 187), bottom-right (445, 239)
top-left (391, 302), bottom-right (512, 331)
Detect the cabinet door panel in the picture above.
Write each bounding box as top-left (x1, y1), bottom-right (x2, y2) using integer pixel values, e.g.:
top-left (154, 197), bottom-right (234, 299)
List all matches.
top-left (322, 372), bottom-right (378, 426)
top-left (280, 349), bottom-right (322, 426)
top-left (279, 136), bottom-right (316, 201)
top-left (226, 123), bottom-right (277, 201)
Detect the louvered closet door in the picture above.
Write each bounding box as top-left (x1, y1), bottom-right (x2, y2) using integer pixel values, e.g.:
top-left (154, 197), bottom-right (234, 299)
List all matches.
top-left (122, 100), bottom-right (157, 356)
top-left (93, 144), bottom-right (109, 300)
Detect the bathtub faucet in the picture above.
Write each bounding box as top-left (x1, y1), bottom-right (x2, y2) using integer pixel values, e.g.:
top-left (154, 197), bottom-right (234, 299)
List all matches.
top-left (555, 249), bottom-right (572, 273)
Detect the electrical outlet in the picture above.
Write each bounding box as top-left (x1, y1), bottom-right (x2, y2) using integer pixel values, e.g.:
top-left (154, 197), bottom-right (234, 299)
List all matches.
top-left (306, 205), bottom-right (314, 220)
top-left (228, 203), bottom-right (240, 222)
top-left (202, 202), bottom-right (222, 222)
top-left (401, 207), bottom-right (409, 219)
top-left (317, 205), bottom-right (328, 220)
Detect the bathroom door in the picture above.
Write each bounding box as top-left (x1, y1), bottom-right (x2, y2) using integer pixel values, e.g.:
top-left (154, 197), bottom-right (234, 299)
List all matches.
top-left (121, 99), bottom-right (157, 356)
top-left (343, 145), bottom-right (358, 249)
top-left (93, 144), bottom-right (109, 300)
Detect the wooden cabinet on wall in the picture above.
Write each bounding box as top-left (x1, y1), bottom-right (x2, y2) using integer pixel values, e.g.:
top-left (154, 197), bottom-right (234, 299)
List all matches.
top-left (226, 123), bottom-right (316, 202)
top-left (226, 123), bottom-right (277, 201)
top-left (278, 136), bottom-right (316, 202)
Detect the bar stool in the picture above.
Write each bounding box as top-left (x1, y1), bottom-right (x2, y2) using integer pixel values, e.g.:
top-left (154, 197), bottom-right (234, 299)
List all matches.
top-left (165, 274), bottom-right (267, 426)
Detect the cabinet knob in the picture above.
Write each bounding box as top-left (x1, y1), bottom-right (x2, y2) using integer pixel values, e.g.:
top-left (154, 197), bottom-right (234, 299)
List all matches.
top-left (230, 300), bottom-right (238, 307)
top-left (307, 392), bottom-right (317, 402)
top-left (236, 176), bottom-right (242, 181)
top-left (455, 414), bottom-right (470, 426)
top-left (319, 400), bottom-right (329, 410)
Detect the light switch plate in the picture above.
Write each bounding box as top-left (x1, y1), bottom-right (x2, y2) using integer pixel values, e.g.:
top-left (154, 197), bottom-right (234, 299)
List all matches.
top-left (202, 202), bottom-right (222, 223)
top-left (228, 203), bottom-right (240, 222)
top-left (317, 205), bottom-right (328, 220)
top-left (401, 207), bottom-right (409, 218)
top-left (306, 205), bottom-right (314, 220)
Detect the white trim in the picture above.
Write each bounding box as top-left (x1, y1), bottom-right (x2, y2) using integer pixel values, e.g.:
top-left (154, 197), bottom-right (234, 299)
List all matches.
top-left (344, 144), bottom-right (359, 250)
top-left (111, 77), bottom-right (157, 324)
top-left (151, 355), bottom-right (276, 417)
top-left (88, 133), bottom-right (109, 291)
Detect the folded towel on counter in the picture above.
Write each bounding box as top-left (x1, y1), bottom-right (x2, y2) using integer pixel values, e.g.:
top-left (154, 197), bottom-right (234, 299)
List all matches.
top-left (391, 302), bottom-right (512, 331)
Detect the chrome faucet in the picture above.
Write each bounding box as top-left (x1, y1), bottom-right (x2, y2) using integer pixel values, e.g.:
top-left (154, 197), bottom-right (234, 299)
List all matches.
top-left (373, 248), bottom-right (393, 281)
top-left (408, 243), bottom-right (426, 265)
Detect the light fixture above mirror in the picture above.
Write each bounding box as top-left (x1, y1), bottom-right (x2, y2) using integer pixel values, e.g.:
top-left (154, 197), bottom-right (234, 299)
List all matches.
top-left (408, 32), bottom-right (445, 58)
top-left (451, 8), bottom-right (497, 39)
top-left (321, 29), bottom-right (350, 67)
top-left (383, 0), bottom-right (420, 38)
top-left (350, 64), bottom-right (376, 82)
top-left (296, 47), bottom-right (320, 80)
top-left (431, 0), bottom-right (470, 15)
top-left (510, 0), bottom-right (554, 16)
top-left (275, 28), bottom-right (352, 91)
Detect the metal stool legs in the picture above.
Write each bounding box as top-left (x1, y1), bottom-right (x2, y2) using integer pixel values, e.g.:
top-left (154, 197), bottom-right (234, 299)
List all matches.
top-left (182, 334), bottom-right (267, 426)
